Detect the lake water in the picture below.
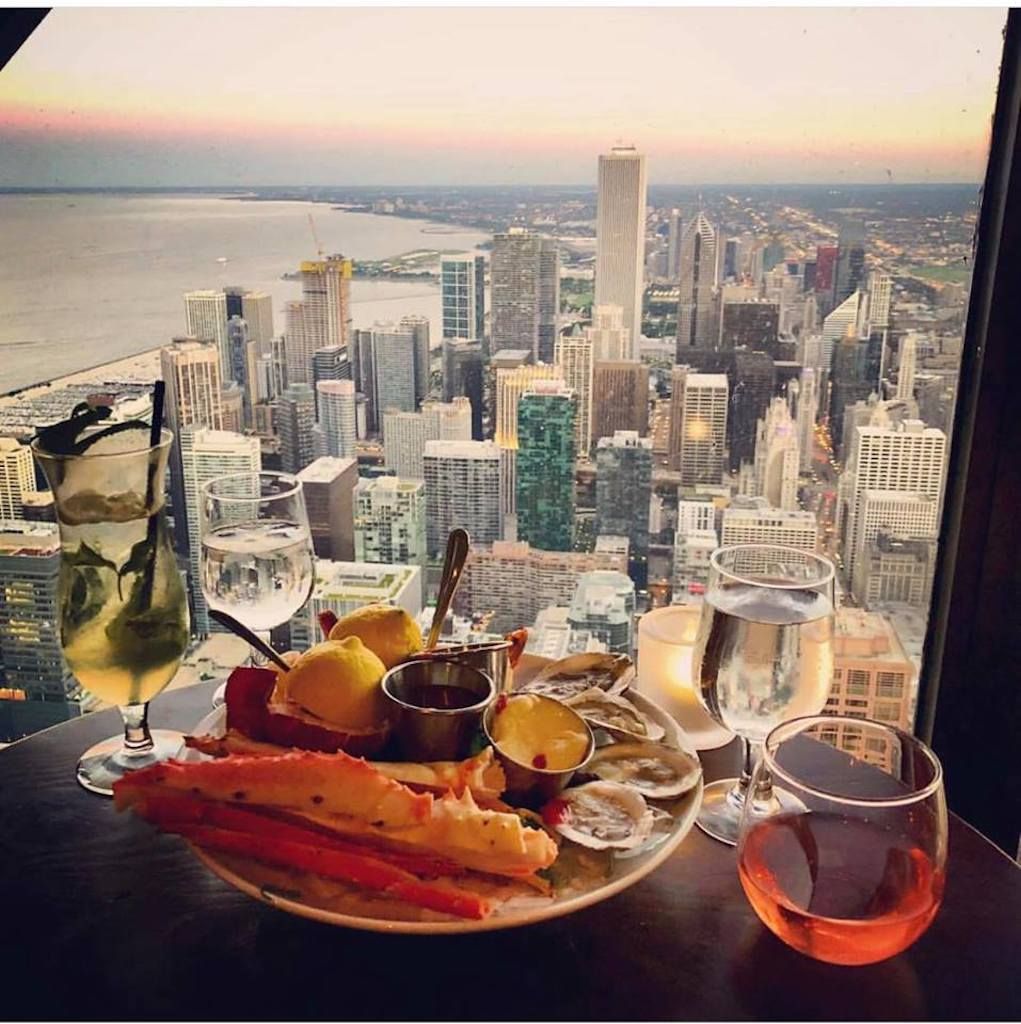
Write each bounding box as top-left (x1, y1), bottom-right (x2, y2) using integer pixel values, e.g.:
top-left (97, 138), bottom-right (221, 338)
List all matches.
top-left (0, 193), bottom-right (490, 394)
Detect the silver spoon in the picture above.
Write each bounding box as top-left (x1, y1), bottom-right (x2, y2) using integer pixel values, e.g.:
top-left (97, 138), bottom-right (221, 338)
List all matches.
top-left (425, 528), bottom-right (471, 650)
top-left (208, 608), bottom-right (292, 672)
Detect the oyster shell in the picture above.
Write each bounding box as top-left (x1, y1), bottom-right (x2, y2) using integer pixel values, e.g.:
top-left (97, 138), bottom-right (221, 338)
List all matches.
top-left (520, 653), bottom-right (635, 702)
top-left (551, 781), bottom-right (655, 851)
top-left (565, 688), bottom-right (665, 743)
top-left (586, 742), bottom-right (702, 799)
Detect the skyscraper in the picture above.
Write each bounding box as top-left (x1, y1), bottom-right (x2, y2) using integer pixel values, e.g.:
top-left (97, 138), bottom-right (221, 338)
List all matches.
top-left (180, 428), bottom-right (261, 636)
top-left (383, 398), bottom-right (472, 480)
top-left (441, 339), bottom-right (485, 439)
top-left (587, 304), bottom-right (632, 361)
top-left (595, 431), bottom-right (652, 588)
top-left (240, 290), bottom-right (274, 356)
top-left (356, 322), bottom-right (419, 435)
top-left (666, 209), bottom-right (684, 280)
top-left (283, 256), bottom-right (353, 386)
top-left (400, 314), bottom-right (431, 407)
top-left (0, 521), bottom-right (75, 703)
top-left (276, 383), bottom-right (316, 473)
top-left (441, 254), bottom-right (486, 341)
top-left (728, 349), bottom-right (776, 470)
top-left (591, 361), bottom-right (649, 442)
top-left (226, 315), bottom-right (258, 428)
top-left (297, 456), bottom-right (358, 562)
top-left (184, 289), bottom-right (230, 380)
top-left (354, 477), bottom-right (427, 567)
top-left (839, 420), bottom-right (947, 589)
top-left (674, 373), bottom-right (728, 487)
top-left (795, 366), bottom-right (820, 472)
top-left (896, 333), bottom-right (919, 401)
top-left (568, 570), bottom-right (636, 654)
top-left (490, 228), bottom-right (559, 360)
top-left (454, 540), bottom-right (626, 635)
top-left (833, 218), bottom-right (867, 307)
top-left (516, 382), bottom-right (576, 552)
top-left (752, 398), bottom-right (800, 511)
top-left (830, 323), bottom-right (882, 457)
top-left (595, 145), bottom-right (647, 346)
top-left (718, 299), bottom-right (779, 354)
top-left (721, 500), bottom-right (819, 551)
top-left (316, 380), bottom-right (357, 459)
top-left (676, 212), bottom-right (718, 354)
top-left (423, 440), bottom-right (503, 556)
top-left (160, 336), bottom-right (224, 554)
top-left (0, 439), bottom-right (34, 520)
top-left (555, 331), bottom-right (595, 459)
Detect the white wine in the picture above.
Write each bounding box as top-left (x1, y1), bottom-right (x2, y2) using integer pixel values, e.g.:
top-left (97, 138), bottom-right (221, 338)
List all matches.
top-left (201, 519), bottom-right (314, 632)
top-left (694, 582), bottom-right (834, 744)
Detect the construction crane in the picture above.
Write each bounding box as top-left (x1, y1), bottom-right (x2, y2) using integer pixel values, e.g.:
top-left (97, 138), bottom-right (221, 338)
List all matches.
top-left (308, 212), bottom-right (324, 258)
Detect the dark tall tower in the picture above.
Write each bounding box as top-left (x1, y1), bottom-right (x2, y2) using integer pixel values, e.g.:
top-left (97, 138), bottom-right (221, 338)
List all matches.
top-left (833, 218), bottom-right (867, 308)
top-left (442, 339), bottom-right (485, 440)
top-left (728, 348), bottom-right (775, 470)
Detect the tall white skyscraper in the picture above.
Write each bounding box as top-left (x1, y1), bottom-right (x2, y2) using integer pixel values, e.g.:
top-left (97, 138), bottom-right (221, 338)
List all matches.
top-left (866, 271), bottom-right (892, 330)
top-left (354, 477), bottom-right (428, 567)
top-left (400, 314), bottom-right (431, 407)
top-left (316, 379), bottom-right (358, 458)
top-left (795, 367), bottom-right (820, 473)
top-left (897, 333), bottom-right (919, 401)
top-left (675, 373), bottom-right (729, 487)
top-left (840, 420), bottom-right (947, 588)
top-left (587, 304), bottom-right (632, 361)
top-left (555, 331), bottom-right (595, 459)
top-left (240, 291), bottom-right (275, 356)
top-left (595, 145), bottom-right (647, 348)
top-left (423, 440), bottom-right (503, 556)
top-left (284, 256), bottom-right (352, 386)
top-left (852, 489), bottom-right (939, 598)
top-left (441, 254), bottom-right (486, 341)
top-left (753, 397), bottom-right (800, 511)
top-left (676, 213), bottom-right (718, 352)
top-left (0, 439), bottom-right (34, 520)
top-left (180, 428), bottom-right (261, 636)
top-left (184, 290), bottom-right (230, 380)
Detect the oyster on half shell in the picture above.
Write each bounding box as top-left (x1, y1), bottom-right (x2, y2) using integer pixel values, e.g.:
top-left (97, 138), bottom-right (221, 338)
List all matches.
top-left (565, 688), bottom-right (665, 743)
top-left (519, 653), bottom-right (635, 702)
top-left (586, 742), bottom-right (702, 799)
top-left (550, 781), bottom-right (655, 851)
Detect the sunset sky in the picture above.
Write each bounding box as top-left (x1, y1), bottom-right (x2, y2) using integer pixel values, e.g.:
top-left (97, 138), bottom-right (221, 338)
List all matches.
top-left (0, 7), bottom-right (1008, 187)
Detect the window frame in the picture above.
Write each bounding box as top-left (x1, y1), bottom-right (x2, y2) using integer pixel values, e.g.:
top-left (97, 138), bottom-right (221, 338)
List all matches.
top-left (919, 9), bottom-right (1021, 856)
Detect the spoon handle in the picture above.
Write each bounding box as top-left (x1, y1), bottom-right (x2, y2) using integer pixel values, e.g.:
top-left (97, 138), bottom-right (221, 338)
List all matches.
top-left (426, 528), bottom-right (471, 650)
top-left (208, 608), bottom-right (292, 672)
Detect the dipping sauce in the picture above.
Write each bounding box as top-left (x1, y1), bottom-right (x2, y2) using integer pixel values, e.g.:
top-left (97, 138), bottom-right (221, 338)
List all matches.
top-left (402, 682), bottom-right (483, 710)
top-left (490, 693), bottom-right (590, 771)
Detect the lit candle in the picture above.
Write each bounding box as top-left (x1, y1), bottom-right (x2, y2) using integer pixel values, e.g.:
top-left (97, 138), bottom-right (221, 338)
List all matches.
top-left (636, 605), bottom-right (733, 750)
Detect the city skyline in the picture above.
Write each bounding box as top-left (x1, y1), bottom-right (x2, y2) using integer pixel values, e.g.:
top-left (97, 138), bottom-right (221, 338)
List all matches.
top-left (0, 8), bottom-right (1005, 187)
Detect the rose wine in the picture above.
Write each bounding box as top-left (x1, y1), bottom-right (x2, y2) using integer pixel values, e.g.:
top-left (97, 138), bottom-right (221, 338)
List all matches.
top-left (738, 812), bottom-right (945, 965)
top-left (694, 582), bottom-right (834, 744)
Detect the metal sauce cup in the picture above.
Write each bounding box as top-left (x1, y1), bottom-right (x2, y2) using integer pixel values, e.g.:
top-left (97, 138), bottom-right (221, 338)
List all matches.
top-left (382, 660), bottom-right (495, 762)
top-left (483, 694), bottom-right (595, 806)
top-left (408, 640), bottom-right (513, 693)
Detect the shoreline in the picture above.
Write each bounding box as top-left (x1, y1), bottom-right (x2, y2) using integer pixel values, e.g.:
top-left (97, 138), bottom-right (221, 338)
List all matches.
top-left (0, 347), bottom-right (165, 405)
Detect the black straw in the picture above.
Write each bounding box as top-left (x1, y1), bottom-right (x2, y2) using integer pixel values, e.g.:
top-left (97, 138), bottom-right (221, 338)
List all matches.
top-left (138, 379), bottom-right (166, 612)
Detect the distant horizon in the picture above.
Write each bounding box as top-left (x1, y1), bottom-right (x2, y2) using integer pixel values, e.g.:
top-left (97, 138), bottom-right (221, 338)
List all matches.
top-left (0, 8), bottom-right (1004, 187)
top-left (0, 182), bottom-right (985, 193)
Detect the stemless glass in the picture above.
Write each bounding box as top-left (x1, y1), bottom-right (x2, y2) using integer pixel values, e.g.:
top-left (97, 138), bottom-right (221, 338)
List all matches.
top-left (692, 544), bottom-right (835, 845)
top-left (32, 426), bottom-right (190, 796)
top-left (200, 471), bottom-right (315, 647)
top-left (738, 715), bottom-right (948, 966)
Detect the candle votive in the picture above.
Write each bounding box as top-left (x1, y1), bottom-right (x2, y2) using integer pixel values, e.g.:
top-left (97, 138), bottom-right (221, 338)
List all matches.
top-left (636, 605), bottom-right (732, 750)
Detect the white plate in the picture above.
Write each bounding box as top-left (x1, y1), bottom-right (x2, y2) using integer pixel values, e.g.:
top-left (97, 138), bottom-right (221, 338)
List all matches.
top-left (181, 653), bottom-right (703, 934)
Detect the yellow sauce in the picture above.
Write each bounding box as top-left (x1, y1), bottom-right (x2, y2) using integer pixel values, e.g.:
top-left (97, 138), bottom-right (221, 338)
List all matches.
top-left (491, 694), bottom-right (589, 771)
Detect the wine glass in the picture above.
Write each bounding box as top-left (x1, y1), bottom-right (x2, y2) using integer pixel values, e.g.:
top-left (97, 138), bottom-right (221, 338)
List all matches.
top-left (200, 472), bottom-right (315, 683)
top-left (692, 544), bottom-right (835, 845)
top-left (738, 715), bottom-right (948, 965)
top-left (32, 426), bottom-right (190, 796)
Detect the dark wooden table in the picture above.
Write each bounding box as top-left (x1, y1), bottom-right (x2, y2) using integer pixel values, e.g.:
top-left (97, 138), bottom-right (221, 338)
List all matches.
top-left (2, 682), bottom-right (1019, 1021)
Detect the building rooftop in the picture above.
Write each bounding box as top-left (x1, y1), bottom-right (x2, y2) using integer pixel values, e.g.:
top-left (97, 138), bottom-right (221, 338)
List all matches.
top-left (297, 456), bottom-right (357, 483)
top-left (687, 373), bottom-right (729, 387)
top-left (0, 520), bottom-right (60, 556)
top-left (833, 607), bottom-right (910, 664)
top-left (312, 561), bottom-right (421, 601)
top-left (423, 439), bottom-right (500, 459)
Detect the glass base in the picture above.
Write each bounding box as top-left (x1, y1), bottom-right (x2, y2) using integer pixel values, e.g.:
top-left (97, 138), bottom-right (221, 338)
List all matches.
top-left (76, 729), bottom-right (185, 797)
top-left (696, 778), bottom-right (806, 846)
